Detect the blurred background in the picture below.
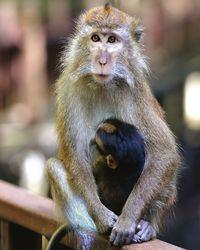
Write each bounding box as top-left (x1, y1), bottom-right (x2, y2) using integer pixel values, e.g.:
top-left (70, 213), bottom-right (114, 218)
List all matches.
top-left (0, 0), bottom-right (200, 249)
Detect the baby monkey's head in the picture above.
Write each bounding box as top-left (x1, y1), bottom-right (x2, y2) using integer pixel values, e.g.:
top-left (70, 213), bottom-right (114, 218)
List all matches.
top-left (95, 118), bottom-right (145, 171)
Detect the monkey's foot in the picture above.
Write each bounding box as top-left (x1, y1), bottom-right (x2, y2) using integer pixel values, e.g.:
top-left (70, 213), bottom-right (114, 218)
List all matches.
top-left (110, 218), bottom-right (138, 246)
top-left (95, 207), bottom-right (118, 233)
top-left (132, 220), bottom-right (156, 243)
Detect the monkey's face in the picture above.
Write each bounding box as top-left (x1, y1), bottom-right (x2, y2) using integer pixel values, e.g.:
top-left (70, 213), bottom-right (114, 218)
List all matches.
top-left (89, 32), bottom-right (124, 83)
top-left (67, 5), bottom-right (149, 87)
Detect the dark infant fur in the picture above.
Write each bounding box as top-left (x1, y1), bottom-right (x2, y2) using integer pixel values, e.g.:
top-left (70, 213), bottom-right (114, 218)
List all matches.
top-left (90, 118), bottom-right (145, 215)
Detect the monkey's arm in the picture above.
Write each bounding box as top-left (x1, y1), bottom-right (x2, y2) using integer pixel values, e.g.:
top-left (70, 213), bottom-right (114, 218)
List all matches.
top-left (110, 110), bottom-right (180, 245)
top-left (47, 146), bottom-right (117, 232)
top-left (50, 118), bottom-right (118, 233)
top-left (47, 154), bottom-right (118, 233)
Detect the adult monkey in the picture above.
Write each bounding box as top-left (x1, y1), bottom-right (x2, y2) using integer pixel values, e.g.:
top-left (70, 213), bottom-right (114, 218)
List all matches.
top-left (46, 4), bottom-right (181, 247)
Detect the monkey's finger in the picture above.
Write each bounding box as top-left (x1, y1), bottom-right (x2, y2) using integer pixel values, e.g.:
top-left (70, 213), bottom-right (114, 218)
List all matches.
top-left (137, 219), bottom-right (149, 229)
top-left (112, 232), bottom-right (124, 246)
top-left (124, 233), bottom-right (134, 245)
top-left (140, 228), bottom-right (152, 242)
top-left (132, 234), bottom-right (142, 243)
top-left (139, 225), bottom-right (156, 242)
top-left (136, 220), bottom-right (149, 236)
top-left (110, 228), bottom-right (124, 246)
top-left (109, 229), bottom-right (117, 243)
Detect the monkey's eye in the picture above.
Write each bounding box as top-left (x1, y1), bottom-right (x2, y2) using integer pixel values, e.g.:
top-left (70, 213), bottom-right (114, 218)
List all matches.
top-left (108, 35), bottom-right (117, 43)
top-left (91, 34), bottom-right (100, 42)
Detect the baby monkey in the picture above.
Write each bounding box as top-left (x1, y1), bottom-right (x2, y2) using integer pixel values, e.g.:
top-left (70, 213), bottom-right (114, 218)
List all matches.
top-left (91, 119), bottom-right (151, 243)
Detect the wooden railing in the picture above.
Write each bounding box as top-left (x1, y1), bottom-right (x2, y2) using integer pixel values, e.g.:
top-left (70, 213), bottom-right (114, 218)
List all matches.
top-left (0, 180), bottom-right (184, 250)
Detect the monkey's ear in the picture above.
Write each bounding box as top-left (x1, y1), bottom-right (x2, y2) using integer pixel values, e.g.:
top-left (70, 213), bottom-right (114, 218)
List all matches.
top-left (131, 19), bottom-right (144, 42)
top-left (106, 154), bottom-right (118, 169)
top-left (135, 25), bottom-right (144, 42)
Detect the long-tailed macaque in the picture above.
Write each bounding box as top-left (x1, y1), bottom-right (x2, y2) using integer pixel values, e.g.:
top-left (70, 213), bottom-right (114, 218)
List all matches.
top-left (46, 4), bottom-right (181, 247)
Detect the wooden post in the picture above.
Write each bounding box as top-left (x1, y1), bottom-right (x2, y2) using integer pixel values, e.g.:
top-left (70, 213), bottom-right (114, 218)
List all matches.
top-left (1, 220), bottom-right (42, 250)
top-left (1, 221), bottom-right (11, 250)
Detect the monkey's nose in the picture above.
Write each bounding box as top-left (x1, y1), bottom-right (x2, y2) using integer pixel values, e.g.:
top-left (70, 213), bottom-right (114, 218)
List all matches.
top-left (98, 51), bottom-right (109, 67)
top-left (99, 60), bottom-right (107, 66)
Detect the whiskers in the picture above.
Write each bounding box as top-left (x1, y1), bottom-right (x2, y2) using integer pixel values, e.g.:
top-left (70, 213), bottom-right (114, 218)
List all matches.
top-left (68, 58), bottom-right (147, 91)
top-left (113, 63), bottom-right (135, 87)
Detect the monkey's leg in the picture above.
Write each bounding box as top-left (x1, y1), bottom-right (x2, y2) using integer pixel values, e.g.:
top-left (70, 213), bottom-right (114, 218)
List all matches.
top-left (150, 180), bottom-right (177, 231)
top-left (110, 171), bottom-right (177, 246)
top-left (133, 180), bottom-right (177, 243)
top-left (46, 157), bottom-right (97, 231)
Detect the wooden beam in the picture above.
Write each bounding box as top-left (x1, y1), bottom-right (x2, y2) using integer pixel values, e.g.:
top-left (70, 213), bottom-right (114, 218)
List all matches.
top-left (0, 180), bottom-right (60, 238)
top-left (0, 180), bottom-right (184, 249)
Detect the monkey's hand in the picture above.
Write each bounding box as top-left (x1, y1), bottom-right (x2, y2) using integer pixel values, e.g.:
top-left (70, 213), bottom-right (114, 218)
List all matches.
top-left (94, 205), bottom-right (118, 233)
top-left (110, 218), bottom-right (156, 246)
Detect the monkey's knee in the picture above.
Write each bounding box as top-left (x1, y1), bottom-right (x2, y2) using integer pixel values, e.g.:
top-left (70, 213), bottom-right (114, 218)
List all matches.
top-left (46, 157), bottom-right (71, 207)
top-left (46, 157), bottom-right (64, 172)
top-left (46, 157), bottom-right (67, 183)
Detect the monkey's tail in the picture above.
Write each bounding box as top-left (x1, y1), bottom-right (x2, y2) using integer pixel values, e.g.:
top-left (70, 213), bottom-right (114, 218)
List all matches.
top-left (46, 223), bottom-right (69, 250)
top-left (46, 223), bottom-right (119, 250)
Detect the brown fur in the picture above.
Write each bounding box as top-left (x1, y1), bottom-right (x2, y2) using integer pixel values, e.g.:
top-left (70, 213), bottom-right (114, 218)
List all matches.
top-left (95, 134), bottom-right (105, 152)
top-left (46, 5), bottom-right (181, 247)
top-left (100, 123), bottom-right (117, 134)
top-left (85, 6), bottom-right (131, 29)
top-left (104, 3), bottom-right (111, 13)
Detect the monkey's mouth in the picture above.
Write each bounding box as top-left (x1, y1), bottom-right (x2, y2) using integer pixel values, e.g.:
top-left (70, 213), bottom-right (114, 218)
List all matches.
top-left (93, 74), bottom-right (112, 82)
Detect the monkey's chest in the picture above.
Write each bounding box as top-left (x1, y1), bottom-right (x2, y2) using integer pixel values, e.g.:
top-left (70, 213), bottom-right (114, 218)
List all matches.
top-left (86, 105), bottom-right (136, 135)
top-left (87, 106), bottom-right (115, 131)
top-left (80, 86), bottom-right (136, 131)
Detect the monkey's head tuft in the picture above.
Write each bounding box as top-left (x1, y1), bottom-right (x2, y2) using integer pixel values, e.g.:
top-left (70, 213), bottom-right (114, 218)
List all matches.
top-left (104, 3), bottom-right (111, 13)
